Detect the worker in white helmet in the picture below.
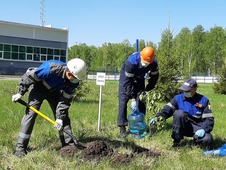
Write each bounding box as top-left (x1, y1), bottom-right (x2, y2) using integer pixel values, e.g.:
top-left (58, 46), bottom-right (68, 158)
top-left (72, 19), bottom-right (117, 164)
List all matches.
top-left (12, 58), bottom-right (87, 157)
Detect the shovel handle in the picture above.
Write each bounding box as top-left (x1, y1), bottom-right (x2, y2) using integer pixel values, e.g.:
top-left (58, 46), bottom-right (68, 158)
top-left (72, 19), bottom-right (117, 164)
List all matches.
top-left (17, 99), bottom-right (56, 125)
top-left (17, 99), bottom-right (28, 107)
top-left (16, 99), bottom-right (86, 148)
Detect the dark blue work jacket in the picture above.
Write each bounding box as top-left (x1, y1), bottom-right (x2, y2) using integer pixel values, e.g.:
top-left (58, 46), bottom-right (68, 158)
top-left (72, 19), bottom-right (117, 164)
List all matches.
top-left (18, 60), bottom-right (78, 98)
top-left (119, 52), bottom-right (159, 98)
top-left (157, 93), bottom-right (214, 133)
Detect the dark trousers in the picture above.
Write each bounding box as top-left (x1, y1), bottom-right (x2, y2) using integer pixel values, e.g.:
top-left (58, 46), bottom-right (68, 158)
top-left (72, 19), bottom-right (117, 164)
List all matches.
top-left (172, 110), bottom-right (213, 147)
top-left (117, 85), bottom-right (146, 127)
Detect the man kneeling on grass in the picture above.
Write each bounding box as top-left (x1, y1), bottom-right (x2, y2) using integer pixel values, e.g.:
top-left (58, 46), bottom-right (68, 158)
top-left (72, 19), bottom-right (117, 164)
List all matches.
top-left (150, 78), bottom-right (214, 148)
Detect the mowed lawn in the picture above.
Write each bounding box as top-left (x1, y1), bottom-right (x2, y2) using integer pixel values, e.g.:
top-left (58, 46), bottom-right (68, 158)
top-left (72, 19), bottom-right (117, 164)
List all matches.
top-left (1, 79), bottom-right (226, 170)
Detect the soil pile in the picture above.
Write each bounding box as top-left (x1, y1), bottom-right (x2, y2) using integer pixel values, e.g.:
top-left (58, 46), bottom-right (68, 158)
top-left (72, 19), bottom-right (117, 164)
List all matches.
top-left (83, 140), bottom-right (114, 159)
top-left (60, 140), bottom-right (161, 164)
top-left (59, 145), bottom-right (77, 157)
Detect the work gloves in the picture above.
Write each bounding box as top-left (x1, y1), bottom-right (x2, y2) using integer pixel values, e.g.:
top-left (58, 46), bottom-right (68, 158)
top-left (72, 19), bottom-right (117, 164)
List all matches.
top-left (130, 99), bottom-right (137, 112)
top-left (12, 93), bottom-right (22, 102)
top-left (195, 129), bottom-right (205, 138)
top-left (149, 116), bottom-right (165, 125)
top-left (54, 119), bottom-right (63, 131)
top-left (149, 117), bottom-right (158, 125)
top-left (139, 91), bottom-right (147, 103)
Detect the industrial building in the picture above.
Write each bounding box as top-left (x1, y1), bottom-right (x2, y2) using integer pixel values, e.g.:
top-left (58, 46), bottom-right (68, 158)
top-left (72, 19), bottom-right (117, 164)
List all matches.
top-left (0, 20), bottom-right (68, 75)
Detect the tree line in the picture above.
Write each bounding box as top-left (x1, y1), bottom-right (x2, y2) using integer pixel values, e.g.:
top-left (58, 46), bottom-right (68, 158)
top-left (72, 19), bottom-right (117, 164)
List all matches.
top-left (68, 25), bottom-right (226, 77)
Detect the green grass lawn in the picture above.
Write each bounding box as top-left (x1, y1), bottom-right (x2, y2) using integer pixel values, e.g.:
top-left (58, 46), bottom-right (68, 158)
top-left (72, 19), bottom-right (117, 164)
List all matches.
top-left (1, 80), bottom-right (226, 170)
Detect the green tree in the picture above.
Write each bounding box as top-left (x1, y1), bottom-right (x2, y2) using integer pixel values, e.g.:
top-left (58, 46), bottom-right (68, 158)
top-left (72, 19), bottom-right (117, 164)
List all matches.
top-left (68, 43), bottom-right (98, 69)
top-left (173, 27), bottom-right (192, 77)
top-left (146, 28), bottom-right (181, 118)
top-left (205, 26), bottom-right (226, 75)
top-left (191, 25), bottom-right (206, 75)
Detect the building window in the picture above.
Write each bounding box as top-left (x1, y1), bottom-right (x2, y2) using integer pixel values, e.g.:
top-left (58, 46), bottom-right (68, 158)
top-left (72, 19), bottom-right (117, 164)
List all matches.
top-left (48, 49), bottom-right (53, 55)
top-left (41, 48), bottom-right (47, 54)
top-left (47, 55), bottom-right (53, 60)
top-left (60, 50), bottom-right (66, 56)
top-left (34, 54), bottom-right (40, 61)
top-left (27, 54), bottom-right (33, 60)
top-left (12, 45), bottom-right (18, 52)
top-left (27, 46), bottom-right (33, 53)
top-left (0, 43), bottom-right (67, 62)
top-left (60, 56), bottom-right (66, 62)
top-left (54, 56), bottom-right (60, 60)
top-left (12, 52), bottom-right (18, 60)
top-left (41, 55), bottom-right (47, 61)
top-left (19, 46), bottom-right (25, 53)
top-left (54, 49), bottom-right (60, 55)
top-left (0, 44), bottom-right (3, 51)
top-left (19, 53), bottom-right (26, 60)
top-left (4, 44), bottom-right (11, 51)
top-left (3, 52), bottom-right (10, 59)
top-left (34, 47), bottom-right (40, 54)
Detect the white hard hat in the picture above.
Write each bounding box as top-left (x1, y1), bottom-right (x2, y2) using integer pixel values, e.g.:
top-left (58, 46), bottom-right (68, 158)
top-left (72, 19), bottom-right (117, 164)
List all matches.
top-left (67, 58), bottom-right (87, 80)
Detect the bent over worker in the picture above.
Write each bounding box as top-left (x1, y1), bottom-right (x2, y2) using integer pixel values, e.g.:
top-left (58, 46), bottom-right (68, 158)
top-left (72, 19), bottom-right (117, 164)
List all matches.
top-left (150, 78), bottom-right (214, 148)
top-left (12, 58), bottom-right (87, 157)
top-left (117, 47), bottom-right (159, 138)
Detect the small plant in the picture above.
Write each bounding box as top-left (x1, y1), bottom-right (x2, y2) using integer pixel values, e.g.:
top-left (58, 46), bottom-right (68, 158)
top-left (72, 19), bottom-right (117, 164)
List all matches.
top-left (144, 89), bottom-right (166, 134)
top-left (148, 116), bottom-right (166, 136)
top-left (145, 90), bottom-right (162, 114)
top-left (72, 81), bottom-right (91, 101)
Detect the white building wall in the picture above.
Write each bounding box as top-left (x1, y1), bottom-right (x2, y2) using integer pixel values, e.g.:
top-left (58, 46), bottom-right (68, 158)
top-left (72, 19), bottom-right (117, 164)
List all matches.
top-left (0, 21), bottom-right (68, 42)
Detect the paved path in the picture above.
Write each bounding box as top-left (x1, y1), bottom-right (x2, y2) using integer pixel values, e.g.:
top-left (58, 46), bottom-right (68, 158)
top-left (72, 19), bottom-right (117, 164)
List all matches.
top-left (0, 75), bottom-right (20, 80)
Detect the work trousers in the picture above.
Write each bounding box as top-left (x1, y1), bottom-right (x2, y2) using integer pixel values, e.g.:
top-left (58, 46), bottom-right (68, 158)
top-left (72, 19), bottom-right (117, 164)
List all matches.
top-left (117, 84), bottom-right (146, 127)
top-left (16, 87), bottom-right (74, 151)
top-left (172, 110), bottom-right (213, 147)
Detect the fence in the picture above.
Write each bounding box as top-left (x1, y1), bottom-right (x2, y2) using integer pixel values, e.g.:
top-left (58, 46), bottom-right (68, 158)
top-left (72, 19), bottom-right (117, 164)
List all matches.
top-left (87, 74), bottom-right (219, 83)
top-left (0, 75), bottom-right (219, 83)
top-left (191, 76), bottom-right (218, 83)
top-left (88, 74), bottom-right (119, 80)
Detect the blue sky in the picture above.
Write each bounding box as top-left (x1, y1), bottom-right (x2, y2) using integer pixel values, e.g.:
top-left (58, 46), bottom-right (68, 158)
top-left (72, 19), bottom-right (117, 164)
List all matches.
top-left (1, 0), bottom-right (225, 47)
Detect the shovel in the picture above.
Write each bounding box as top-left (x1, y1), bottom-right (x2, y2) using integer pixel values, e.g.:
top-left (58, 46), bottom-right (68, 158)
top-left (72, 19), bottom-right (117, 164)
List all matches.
top-left (17, 99), bottom-right (87, 149)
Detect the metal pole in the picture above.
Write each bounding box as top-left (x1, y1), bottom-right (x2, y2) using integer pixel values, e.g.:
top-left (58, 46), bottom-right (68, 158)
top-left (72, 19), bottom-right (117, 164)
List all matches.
top-left (136, 39), bottom-right (139, 52)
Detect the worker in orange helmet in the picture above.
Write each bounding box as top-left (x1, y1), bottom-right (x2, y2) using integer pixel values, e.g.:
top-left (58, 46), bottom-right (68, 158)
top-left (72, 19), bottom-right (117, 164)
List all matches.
top-left (117, 47), bottom-right (159, 138)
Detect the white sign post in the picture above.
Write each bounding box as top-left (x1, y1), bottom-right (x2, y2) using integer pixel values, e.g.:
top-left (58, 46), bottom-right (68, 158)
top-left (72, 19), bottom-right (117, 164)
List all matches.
top-left (96, 72), bottom-right (106, 131)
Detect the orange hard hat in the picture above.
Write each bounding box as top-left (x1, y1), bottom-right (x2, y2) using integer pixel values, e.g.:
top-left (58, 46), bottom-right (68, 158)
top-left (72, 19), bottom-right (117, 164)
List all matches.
top-left (140, 47), bottom-right (155, 64)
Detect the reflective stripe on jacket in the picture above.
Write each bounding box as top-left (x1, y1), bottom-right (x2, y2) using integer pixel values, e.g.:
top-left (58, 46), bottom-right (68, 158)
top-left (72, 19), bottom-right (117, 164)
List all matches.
top-left (18, 60), bottom-right (78, 97)
top-left (157, 93), bottom-right (214, 133)
top-left (119, 52), bottom-right (159, 97)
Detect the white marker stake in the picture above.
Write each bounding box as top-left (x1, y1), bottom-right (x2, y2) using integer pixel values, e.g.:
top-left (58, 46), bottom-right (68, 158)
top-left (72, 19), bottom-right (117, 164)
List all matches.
top-left (98, 85), bottom-right (102, 131)
top-left (96, 72), bottom-right (106, 131)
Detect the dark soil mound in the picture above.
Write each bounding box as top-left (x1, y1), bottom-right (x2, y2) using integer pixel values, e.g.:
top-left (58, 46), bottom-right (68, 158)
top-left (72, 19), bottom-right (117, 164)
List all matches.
top-left (59, 145), bottom-right (77, 158)
top-left (83, 140), bottom-right (114, 159)
top-left (60, 140), bottom-right (162, 164)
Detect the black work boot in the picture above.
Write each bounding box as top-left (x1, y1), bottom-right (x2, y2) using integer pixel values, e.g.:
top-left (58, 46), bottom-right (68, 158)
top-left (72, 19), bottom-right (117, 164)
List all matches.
top-left (14, 148), bottom-right (27, 157)
top-left (172, 140), bottom-right (181, 148)
top-left (119, 126), bottom-right (127, 138)
top-left (171, 132), bottom-right (181, 148)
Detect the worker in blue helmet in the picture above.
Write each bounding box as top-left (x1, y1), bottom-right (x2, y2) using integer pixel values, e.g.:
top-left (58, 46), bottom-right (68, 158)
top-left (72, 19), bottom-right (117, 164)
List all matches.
top-left (150, 78), bottom-right (214, 148)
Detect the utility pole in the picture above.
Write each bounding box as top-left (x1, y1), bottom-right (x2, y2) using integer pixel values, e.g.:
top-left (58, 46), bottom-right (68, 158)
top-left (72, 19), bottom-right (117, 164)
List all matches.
top-left (40, 0), bottom-right (45, 26)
